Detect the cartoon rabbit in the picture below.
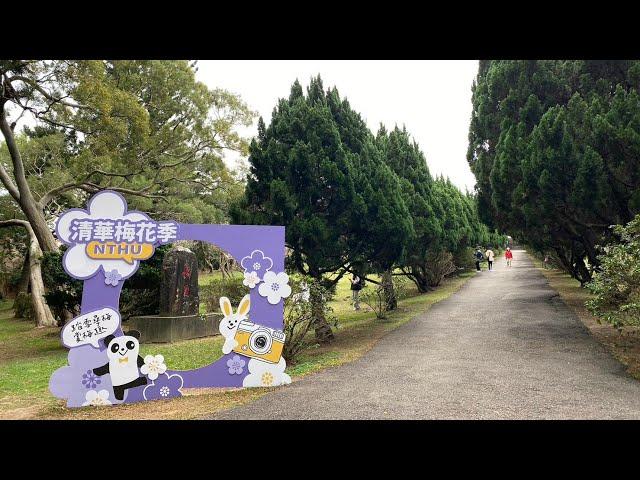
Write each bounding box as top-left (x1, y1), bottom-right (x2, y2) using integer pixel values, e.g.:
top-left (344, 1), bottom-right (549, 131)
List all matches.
top-left (219, 294), bottom-right (250, 354)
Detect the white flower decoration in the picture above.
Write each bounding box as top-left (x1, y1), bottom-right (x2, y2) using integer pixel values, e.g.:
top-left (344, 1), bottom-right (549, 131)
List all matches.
top-left (242, 357), bottom-right (291, 387)
top-left (243, 271), bottom-right (260, 289)
top-left (140, 354), bottom-right (167, 380)
top-left (258, 271), bottom-right (292, 305)
top-left (82, 389), bottom-right (112, 406)
top-left (55, 191), bottom-right (152, 280)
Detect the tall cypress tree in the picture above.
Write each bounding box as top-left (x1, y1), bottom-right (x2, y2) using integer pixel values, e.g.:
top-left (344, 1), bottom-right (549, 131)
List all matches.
top-left (376, 126), bottom-right (440, 292)
top-left (326, 90), bottom-right (413, 310)
top-left (350, 137), bottom-right (413, 309)
top-left (232, 76), bottom-right (412, 338)
top-left (468, 60), bottom-right (640, 284)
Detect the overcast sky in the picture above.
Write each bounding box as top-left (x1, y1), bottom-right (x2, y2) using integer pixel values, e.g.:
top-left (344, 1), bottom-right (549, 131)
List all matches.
top-left (196, 60), bottom-right (479, 192)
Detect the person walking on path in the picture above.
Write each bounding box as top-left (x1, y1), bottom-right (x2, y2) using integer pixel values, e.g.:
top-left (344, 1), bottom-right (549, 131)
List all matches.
top-left (505, 247), bottom-right (513, 267)
top-left (485, 247), bottom-right (495, 271)
top-left (474, 247), bottom-right (484, 271)
top-left (350, 273), bottom-right (363, 311)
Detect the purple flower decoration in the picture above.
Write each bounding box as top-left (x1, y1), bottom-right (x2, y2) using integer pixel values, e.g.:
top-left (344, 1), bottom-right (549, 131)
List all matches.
top-left (227, 355), bottom-right (246, 375)
top-left (81, 369), bottom-right (101, 389)
top-left (104, 269), bottom-right (122, 287)
top-left (240, 250), bottom-right (273, 278)
top-left (143, 373), bottom-right (184, 401)
top-left (50, 345), bottom-right (115, 407)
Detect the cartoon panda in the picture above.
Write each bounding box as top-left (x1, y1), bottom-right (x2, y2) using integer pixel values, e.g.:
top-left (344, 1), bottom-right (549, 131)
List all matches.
top-left (93, 331), bottom-right (147, 401)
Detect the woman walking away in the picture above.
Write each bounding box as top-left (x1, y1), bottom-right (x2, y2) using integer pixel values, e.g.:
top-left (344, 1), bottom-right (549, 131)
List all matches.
top-left (485, 247), bottom-right (495, 271)
top-left (505, 247), bottom-right (513, 267)
top-left (350, 273), bottom-right (363, 311)
top-left (474, 247), bottom-right (484, 271)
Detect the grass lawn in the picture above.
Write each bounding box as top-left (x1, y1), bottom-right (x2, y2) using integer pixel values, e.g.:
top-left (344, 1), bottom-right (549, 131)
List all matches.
top-left (534, 259), bottom-right (640, 382)
top-left (0, 271), bottom-right (475, 419)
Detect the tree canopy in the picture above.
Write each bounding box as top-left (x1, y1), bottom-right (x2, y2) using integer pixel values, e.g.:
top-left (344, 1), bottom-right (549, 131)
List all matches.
top-left (234, 75), bottom-right (503, 340)
top-left (1, 60), bottom-right (253, 224)
top-left (232, 77), bottom-right (412, 282)
top-left (0, 60), bottom-right (254, 325)
top-left (468, 60), bottom-right (640, 283)
top-left (376, 125), bottom-right (498, 291)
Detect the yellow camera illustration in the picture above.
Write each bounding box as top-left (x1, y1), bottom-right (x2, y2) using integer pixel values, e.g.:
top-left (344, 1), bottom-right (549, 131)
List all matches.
top-left (232, 320), bottom-right (286, 364)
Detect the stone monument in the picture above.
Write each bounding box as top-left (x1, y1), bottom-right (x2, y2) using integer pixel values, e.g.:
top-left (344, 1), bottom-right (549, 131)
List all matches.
top-left (129, 246), bottom-right (220, 343)
top-left (160, 246), bottom-right (200, 316)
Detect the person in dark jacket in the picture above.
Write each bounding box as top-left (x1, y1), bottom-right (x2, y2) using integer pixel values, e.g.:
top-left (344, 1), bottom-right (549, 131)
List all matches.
top-left (350, 274), bottom-right (363, 311)
top-left (474, 247), bottom-right (484, 271)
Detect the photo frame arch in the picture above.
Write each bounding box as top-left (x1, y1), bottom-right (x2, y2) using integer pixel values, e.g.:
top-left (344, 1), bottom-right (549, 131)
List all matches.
top-left (49, 190), bottom-right (291, 407)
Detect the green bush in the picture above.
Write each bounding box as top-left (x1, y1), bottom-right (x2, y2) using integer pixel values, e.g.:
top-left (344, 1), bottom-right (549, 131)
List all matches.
top-left (282, 277), bottom-right (335, 364)
top-left (587, 215), bottom-right (640, 329)
top-left (200, 276), bottom-right (248, 314)
top-left (119, 245), bottom-right (169, 320)
top-left (453, 247), bottom-right (477, 271)
top-left (359, 275), bottom-right (410, 319)
top-left (360, 283), bottom-right (388, 319)
top-left (6, 269), bottom-right (23, 291)
top-left (42, 249), bottom-right (83, 321)
top-left (41, 245), bottom-right (171, 322)
top-left (424, 249), bottom-right (458, 287)
top-left (14, 292), bottom-right (33, 320)
top-left (392, 275), bottom-right (410, 301)
top-left (120, 288), bottom-right (161, 320)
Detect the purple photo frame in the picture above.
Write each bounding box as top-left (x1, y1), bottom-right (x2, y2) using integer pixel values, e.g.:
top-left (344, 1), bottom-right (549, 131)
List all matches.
top-left (49, 191), bottom-right (290, 408)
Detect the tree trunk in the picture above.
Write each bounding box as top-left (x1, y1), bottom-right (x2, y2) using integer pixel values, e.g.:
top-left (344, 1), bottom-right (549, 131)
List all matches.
top-left (310, 278), bottom-right (334, 343)
top-left (555, 248), bottom-right (572, 275)
top-left (406, 267), bottom-right (431, 293)
top-left (0, 101), bottom-right (60, 326)
top-left (556, 246), bottom-right (592, 286)
top-left (1, 220), bottom-right (57, 327)
top-left (574, 257), bottom-right (592, 287)
top-left (0, 103), bottom-right (58, 253)
top-left (26, 228), bottom-right (57, 327)
top-left (415, 278), bottom-right (431, 293)
top-left (21, 198), bottom-right (59, 252)
top-left (382, 269), bottom-right (397, 311)
top-left (16, 250), bottom-right (30, 294)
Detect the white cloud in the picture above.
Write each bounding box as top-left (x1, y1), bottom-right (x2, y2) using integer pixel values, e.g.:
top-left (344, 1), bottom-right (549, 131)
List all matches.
top-left (195, 60), bottom-right (479, 192)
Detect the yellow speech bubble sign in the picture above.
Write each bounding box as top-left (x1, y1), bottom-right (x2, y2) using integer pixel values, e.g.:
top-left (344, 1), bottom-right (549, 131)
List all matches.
top-left (86, 241), bottom-right (154, 264)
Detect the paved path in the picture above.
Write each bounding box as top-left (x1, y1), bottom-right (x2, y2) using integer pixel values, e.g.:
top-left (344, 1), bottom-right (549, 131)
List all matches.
top-left (209, 251), bottom-right (640, 419)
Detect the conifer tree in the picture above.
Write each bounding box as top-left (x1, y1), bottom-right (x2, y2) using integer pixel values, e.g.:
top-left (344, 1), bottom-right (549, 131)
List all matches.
top-left (468, 60), bottom-right (640, 283)
top-left (233, 76), bottom-right (412, 339)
